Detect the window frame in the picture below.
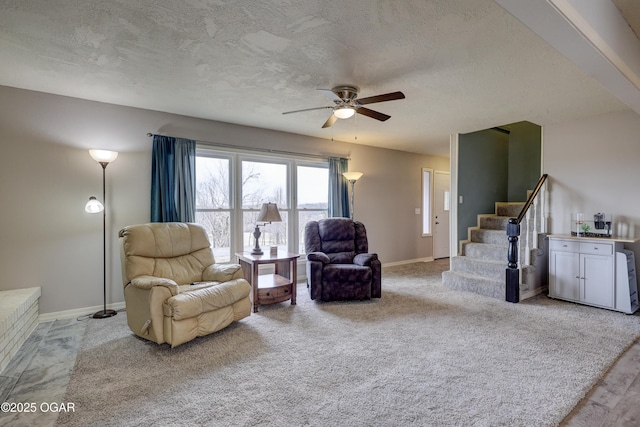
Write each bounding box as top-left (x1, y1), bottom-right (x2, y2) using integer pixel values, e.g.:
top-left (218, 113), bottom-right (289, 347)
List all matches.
top-left (238, 155), bottom-right (291, 253)
top-left (195, 151), bottom-right (235, 261)
top-left (422, 167), bottom-right (433, 236)
top-left (195, 146), bottom-right (328, 260)
top-left (295, 161), bottom-right (330, 253)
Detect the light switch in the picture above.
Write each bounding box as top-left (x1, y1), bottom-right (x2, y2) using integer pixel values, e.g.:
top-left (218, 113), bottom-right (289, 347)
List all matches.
top-left (459, 196), bottom-right (464, 203)
top-left (415, 208), bottom-right (421, 215)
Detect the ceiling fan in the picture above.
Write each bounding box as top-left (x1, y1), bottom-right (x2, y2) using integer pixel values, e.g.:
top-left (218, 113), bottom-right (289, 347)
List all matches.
top-left (282, 85), bottom-right (405, 128)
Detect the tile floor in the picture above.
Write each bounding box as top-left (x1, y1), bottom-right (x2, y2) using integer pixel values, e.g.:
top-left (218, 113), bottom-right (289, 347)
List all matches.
top-left (561, 337), bottom-right (640, 427)
top-left (0, 314), bottom-right (639, 426)
top-left (0, 318), bottom-right (88, 426)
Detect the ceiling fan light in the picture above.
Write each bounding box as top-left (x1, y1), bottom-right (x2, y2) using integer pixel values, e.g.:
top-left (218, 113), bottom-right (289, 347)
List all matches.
top-left (334, 107), bottom-right (355, 119)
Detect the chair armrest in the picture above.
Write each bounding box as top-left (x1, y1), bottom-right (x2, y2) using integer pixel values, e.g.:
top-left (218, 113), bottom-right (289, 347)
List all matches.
top-left (354, 253), bottom-right (378, 266)
top-left (307, 252), bottom-right (330, 264)
top-left (306, 259), bottom-right (324, 301)
top-left (203, 263), bottom-right (244, 282)
top-left (130, 276), bottom-right (179, 296)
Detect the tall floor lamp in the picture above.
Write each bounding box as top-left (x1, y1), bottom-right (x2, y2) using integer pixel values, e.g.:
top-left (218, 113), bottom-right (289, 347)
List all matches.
top-left (342, 171), bottom-right (363, 220)
top-left (85, 149), bottom-right (119, 319)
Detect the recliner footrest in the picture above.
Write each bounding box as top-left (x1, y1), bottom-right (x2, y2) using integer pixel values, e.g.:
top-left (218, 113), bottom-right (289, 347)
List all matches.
top-left (163, 279), bottom-right (251, 320)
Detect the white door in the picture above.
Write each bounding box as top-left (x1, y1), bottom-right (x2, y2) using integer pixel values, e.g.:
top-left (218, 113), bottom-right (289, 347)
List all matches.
top-left (433, 171), bottom-right (450, 259)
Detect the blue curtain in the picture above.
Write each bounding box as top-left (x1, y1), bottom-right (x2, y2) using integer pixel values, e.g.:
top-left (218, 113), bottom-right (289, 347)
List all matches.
top-left (328, 157), bottom-right (350, 218)
top-left (150, 135), bottom-right (196, 222)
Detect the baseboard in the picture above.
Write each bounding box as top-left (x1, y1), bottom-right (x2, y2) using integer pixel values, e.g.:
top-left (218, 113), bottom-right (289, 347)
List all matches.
top-left (520, 286), bottom-right (548, 301)
top-left (382, 257), bottom-right (434, 267)
top-left (38, 259), bottom-right (437, 320)
top-left (39, 302), bottom-right (126, 322)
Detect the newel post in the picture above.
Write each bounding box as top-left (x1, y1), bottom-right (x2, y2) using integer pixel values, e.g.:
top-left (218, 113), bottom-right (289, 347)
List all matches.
top-left (506, 218), bottom-right (520, 303)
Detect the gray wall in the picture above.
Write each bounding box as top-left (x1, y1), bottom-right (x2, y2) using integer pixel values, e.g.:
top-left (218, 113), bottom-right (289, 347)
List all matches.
top-left (543, 109), bottom-right (640, 271)
top-left (457, 129), bottom-right (509, 246)
top-left (0, 85), bottom-right (449, 314)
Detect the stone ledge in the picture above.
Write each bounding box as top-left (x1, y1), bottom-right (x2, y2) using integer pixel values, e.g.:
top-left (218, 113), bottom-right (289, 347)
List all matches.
top-left (0, 287), bottom-right (41, 374)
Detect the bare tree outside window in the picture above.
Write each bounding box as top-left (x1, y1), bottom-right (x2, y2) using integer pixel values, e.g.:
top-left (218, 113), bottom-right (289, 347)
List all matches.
top-left (195, 150), bottom-right (329, 258)
top-left (297, 165), bottom-right (328, 253)
top-left (195, 156), bottom-right (232, 261)
top-left (242, 161), bottom-right (287, 250)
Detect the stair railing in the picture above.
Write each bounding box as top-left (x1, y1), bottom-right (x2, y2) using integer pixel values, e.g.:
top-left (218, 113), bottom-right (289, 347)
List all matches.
top-left (506, 174), bottom-right (548, 303)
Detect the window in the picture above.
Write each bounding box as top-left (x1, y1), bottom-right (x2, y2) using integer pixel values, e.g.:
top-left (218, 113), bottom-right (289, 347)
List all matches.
top-left (297, 165), bottom-right (329, 253)
top-left (422, 168), bottom-right (432, 236)
top-left (196, 155), bottom-right (232, 261)
top-left (241, 160), bottom-right (288, 252)
top-left (195, 148), bottom-right (329, 259)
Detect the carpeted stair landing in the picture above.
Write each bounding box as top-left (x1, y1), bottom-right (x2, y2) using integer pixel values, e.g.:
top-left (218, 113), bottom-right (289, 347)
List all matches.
top-left (443, 202), bottom-right (541, 300)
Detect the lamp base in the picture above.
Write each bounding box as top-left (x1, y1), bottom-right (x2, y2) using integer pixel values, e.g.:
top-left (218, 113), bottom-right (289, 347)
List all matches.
top-left (251, 224), bottom-right (263, 255)
top-left (92, 309), bottom-right (118, 319)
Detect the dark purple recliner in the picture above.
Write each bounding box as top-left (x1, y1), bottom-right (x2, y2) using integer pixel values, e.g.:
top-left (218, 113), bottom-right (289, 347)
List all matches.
top-left (305, 218), bottom-right (381, 301)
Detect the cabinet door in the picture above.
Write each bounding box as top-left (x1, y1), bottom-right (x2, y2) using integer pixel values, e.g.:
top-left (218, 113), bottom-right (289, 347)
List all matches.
top-left (581, 254), bottom-right (614, 308)
top-left (549, 250), bottom-right (580, 301)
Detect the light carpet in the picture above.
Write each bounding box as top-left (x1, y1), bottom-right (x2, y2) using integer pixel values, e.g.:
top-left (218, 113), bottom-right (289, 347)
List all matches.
top-left (56, 260), bottom-right (640, 426)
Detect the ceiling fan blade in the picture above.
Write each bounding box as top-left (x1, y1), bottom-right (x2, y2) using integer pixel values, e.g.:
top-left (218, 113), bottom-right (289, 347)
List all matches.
top-left (282, 106), bottom-right (332, 115)
top-left (356, 91), bottom-right (405, 105)
top-left (356, 107), bottom-right (391, 122)
top-left (322, 114), bottom-right (338, 128)
top-left (317, 89), bottom-right (342, 103)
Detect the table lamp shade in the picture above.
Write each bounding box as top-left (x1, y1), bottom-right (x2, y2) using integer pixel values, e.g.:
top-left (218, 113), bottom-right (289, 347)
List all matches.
top-left (257, 202), bottom-right (282, 223)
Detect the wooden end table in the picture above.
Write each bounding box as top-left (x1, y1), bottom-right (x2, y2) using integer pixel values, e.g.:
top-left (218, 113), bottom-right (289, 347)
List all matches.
top-left (235, 251), bottom-right (300, 313)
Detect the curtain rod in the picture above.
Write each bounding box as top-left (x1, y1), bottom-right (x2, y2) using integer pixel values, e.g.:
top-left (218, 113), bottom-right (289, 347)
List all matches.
top-left (146, 133), bottom-right (349, 160)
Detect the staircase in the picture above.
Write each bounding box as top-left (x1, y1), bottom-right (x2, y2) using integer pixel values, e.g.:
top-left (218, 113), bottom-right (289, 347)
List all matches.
top-left (442, 202), bottom-right (547, 300)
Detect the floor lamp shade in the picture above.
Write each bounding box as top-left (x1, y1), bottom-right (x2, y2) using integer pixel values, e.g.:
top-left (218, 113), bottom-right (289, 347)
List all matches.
top-left (342, 172), bottom-right (363, 220)
top-left (89, 149), bottom-right (119, 163)
top-left (342, 171), bottom-right (363, 182)
top-left (85, 196), bottom-right (104, 213)
top-left (87, 149), bottom-right (118, 319)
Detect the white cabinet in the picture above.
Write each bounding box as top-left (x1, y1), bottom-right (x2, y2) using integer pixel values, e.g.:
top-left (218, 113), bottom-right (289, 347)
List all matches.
top-left (581, 253), bottom-right (614, 307)
top-left (549, 249), bottom-right (579, 301)
top-left (548, 236), bottom-right (624, 311)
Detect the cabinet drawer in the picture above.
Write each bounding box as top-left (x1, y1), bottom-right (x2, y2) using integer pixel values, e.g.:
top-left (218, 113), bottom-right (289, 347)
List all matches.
top-left (549, 240), bottom-right (579, 252)
top-left (257, 284), bottom-right (292, 304)
top-left (258, 285), bottom-right (291, 299)
top-left (579, 242), bottom-right (613, 255)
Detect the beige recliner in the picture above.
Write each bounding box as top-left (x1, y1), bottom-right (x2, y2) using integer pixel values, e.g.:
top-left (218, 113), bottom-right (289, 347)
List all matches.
top-left (119, 222), bottom-right (251, 348)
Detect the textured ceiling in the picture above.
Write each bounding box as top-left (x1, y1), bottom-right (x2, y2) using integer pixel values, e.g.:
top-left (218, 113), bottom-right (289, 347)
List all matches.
top-left (0, 0), bottom-right (633, 156)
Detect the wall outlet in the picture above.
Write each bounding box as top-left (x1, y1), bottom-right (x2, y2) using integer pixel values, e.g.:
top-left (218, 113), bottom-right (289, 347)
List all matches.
top-left (415, 208), bottom-right (421, 215)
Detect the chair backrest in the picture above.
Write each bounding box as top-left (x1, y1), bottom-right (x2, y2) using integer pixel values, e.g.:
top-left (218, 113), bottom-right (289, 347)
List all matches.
top-left (119, 222), bottom-right (215, 286)
top-left (304, 218), bottom-right (368, 263)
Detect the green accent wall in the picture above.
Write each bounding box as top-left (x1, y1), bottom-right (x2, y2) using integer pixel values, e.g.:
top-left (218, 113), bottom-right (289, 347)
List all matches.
top-left (457, 121), bottom-right (541, 250)
top-left (458, 129), bottom-right (509, 246)
top-left (508, 121), bottom-right (542, 201)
